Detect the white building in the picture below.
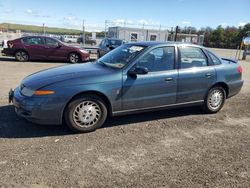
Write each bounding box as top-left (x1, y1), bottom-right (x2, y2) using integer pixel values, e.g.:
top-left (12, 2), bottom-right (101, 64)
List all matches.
top-left (108, 26), bottom-right (169, 42)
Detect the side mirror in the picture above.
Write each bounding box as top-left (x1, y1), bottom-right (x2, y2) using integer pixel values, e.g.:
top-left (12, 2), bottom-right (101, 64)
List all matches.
top-left (128, 66), bottom-right (148, 77)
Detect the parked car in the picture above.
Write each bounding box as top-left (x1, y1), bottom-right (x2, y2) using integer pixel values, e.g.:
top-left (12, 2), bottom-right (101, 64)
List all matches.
top-left (97, 38), bottom-right (125, 58)
top-left (77, 37), bottom-right (96, 46)
top-left (2, 36), bottom-right (90, 63)
top-left (9, 42), bottom-right (243, 133)
top-left (62, 35), bottom-right (78, 43)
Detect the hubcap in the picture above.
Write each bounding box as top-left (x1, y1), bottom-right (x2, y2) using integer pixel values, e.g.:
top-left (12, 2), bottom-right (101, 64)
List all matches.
top-left (208, 89), bottom-right (224, 110)
top-left (73, 101), bottom-right (101, 127)
top-left (70, 54), bottom-right (79, 63)
top-left (16, 51), bottom-right (28, 61)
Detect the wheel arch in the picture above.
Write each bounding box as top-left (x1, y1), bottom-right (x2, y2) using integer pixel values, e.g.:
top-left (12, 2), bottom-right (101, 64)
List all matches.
top-left (208, 82), bottom-right (229, 98)
top-left (68, 51), bottom-right (82, 61)
top-left (14, 49), bottom-right (29, 56)
top-left (62, 90), bottom-right (113, 123)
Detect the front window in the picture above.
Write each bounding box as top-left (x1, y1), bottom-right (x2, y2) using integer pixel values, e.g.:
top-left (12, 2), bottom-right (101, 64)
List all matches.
top-left (137, 46), bottom-right (175, 72)
top-left (46, 38), bottom-right (59, 46)
top-left (98, 44), bottom-right (146, 69)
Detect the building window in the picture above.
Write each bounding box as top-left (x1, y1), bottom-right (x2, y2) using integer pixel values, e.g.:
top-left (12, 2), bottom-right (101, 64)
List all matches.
top-left (130, 33), bottom-right (138, 42)
top-left (150, 34), bottom-right (157, 41)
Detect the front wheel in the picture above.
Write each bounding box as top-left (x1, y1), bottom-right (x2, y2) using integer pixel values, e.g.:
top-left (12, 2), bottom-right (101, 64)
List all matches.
top-left (64, 95), bottom-right (107, 133)
top-left (203, 86), bottom-right (226, 113)
top-left (69, 53), bottom-right (80, 63)
top-left (15, 50), bottom-right (29, 62)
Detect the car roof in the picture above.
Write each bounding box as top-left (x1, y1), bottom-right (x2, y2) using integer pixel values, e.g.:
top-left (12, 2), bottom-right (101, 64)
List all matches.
top-left (127, 41), bottom-right (203, 48)
top-left (105, 38), bottom-right (123, 41)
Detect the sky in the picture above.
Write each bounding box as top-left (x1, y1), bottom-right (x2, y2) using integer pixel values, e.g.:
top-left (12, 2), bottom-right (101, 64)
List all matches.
top-left (0, 0), bottom-right (249, 31)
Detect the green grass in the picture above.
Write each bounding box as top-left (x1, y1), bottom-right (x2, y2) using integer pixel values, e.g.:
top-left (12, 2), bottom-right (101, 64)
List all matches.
top-left (0, 23), bottom-right (84, 35)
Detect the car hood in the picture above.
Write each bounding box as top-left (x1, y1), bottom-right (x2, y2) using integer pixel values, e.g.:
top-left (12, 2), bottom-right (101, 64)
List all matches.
top-left (22, 62), bottom-right (114, 90)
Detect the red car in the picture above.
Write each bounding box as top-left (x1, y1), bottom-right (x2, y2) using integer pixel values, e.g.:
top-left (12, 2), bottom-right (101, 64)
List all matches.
top-left (2, 36), bottom-right (90, 63)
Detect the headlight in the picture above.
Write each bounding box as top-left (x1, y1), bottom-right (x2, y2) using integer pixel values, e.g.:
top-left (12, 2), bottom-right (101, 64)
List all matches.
top-left (21, 87), bottom-right (35, 97)
top-left (79, 49), bottom-right (88, 54)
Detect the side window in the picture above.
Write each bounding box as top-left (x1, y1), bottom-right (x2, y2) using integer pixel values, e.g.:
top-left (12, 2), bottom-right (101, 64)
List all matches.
top-left (23, 37), bottom-right (44, 45)
top-left (179, 46), bottom-right (208, 69)
top-left (208, 51), bottom-right (221, 65)
top-left (137, 46), bottom-right (175, 72)
top-left (46, 38), bottom-right (59, 46)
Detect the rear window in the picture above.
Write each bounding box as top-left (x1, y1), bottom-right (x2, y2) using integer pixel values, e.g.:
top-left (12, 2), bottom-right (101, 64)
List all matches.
top-left (207, 51), bottom-right (221, 65)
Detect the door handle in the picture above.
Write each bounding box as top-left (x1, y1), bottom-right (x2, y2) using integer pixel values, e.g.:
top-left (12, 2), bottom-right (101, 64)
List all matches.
top-left (165, 77), bottom-right (173, 82)
top-left (205, 73), bottom-right (212, 78)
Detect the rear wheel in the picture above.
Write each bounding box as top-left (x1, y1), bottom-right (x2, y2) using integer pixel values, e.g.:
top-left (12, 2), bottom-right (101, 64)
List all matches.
top-left (64, 95), bottom-right (107, 133)
top-left (69, 53), bottom-right (80, 63)
top-left (15, 50), bottom-right (29, 62)
top-left (203, 86), bottom-right (226, 113)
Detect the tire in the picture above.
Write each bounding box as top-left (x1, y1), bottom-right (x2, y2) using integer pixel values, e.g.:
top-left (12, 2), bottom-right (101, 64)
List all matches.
top-left (15, 50), bottom-right (29, 62)
top-left (69, 53), bottom-right (80, 63)
top-left (203, 86), bottom-right (226, 113)
top-left (64, 94), bottom-right (108, 133)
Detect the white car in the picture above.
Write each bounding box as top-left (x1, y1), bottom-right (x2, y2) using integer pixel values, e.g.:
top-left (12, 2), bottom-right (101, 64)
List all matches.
top-left (63, 35), bottom-right (78, 43)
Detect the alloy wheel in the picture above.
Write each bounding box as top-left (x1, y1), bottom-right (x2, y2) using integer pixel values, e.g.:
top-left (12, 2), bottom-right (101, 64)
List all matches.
top-left (72, 101), bottom-right (101, 128)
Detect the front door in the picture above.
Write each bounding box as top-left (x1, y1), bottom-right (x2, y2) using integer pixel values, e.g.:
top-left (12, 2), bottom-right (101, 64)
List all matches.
top-left (122, 46), bottom-right (178, 110)
top-left (44, 38), bottom-right (65, 60)
top-left (177, 46), bottom-right (216, 103)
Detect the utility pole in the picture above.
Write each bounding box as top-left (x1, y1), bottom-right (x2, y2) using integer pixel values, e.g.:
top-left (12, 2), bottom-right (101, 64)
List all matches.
top-left (43, 23), bottom-right (45, 35)
top-left (174, 26), bottom-right (179, 42)
top-left (82, 19), bottom-right (85, 45)
top-left (104, 20), bottom-right (108, 38)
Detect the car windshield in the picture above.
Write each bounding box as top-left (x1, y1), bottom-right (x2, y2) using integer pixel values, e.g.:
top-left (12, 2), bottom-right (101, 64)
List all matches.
top-left (97, 44), bottom-right (146, 69)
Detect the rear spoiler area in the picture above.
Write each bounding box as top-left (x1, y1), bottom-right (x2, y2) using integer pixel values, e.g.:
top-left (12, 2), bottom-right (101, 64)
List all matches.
top-left (221, 58), bottom-right (238, 64)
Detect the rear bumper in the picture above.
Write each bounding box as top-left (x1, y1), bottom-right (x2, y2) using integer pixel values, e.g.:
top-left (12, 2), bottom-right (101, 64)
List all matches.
top-left (13, 87), bottom-right (64, 125)
top-left (228, 80), bottom-right (244, 98)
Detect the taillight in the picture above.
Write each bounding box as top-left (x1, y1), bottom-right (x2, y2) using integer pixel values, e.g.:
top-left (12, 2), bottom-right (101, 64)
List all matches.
top-left (237, 66), bottom-right (243, 74)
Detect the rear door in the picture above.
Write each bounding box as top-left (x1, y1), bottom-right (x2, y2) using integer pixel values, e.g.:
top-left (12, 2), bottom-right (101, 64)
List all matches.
top-left (122, 46), bottom-right (178, 110)
top-left (44, 38), bottom-right (66, 60)
top-left (22, 37), bottom-right (46, 59)
top-left (177, 46), bottom-right (216, 103)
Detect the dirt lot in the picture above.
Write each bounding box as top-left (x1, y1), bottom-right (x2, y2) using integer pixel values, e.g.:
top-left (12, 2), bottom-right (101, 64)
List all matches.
top-left (0, 50), bottom-right (250, 187)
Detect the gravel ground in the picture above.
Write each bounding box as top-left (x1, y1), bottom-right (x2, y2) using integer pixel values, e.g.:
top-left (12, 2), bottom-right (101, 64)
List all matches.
top-left (0, 51), bottom-right (250, 187)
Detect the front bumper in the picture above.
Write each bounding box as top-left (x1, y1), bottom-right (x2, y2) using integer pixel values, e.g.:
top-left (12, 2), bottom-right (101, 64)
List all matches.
top-left (80, 53), bottom-right (90, 62)
top-left (12, 87), bottom-right (64, 125)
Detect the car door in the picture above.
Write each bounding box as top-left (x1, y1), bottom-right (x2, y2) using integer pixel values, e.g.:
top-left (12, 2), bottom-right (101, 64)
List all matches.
top-left (23, 37), bottom-right (46, 59)
top-left (177, 45), bottom-right (216, 103)
top-left (122, 46), bottom-right (178, 110)
top-left (44, 38), bottom-right (65, 60)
